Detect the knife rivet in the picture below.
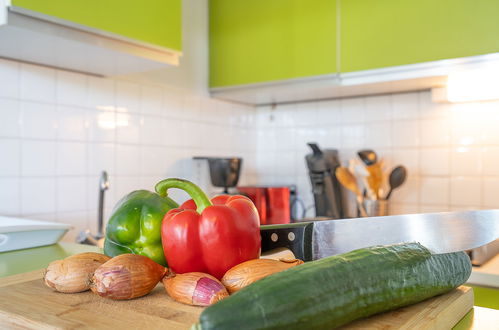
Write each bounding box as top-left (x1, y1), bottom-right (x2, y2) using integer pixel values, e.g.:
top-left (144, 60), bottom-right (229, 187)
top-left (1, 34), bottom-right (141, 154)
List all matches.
top-left (271, 233), bottom-right (278, 242)
top-left (288, 232), bottom-right (295, 241)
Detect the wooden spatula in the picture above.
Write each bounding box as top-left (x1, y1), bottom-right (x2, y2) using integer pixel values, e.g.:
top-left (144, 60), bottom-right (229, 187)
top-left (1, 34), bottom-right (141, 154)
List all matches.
top-left (335, 166), bottom-right (367, 217)
top-left (366, 162), bottom-right (383, 199)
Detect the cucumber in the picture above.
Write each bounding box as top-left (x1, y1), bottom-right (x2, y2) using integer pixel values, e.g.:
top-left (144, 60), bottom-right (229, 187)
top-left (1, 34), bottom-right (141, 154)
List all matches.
top-left (197, 243), bottom-right (471, 330)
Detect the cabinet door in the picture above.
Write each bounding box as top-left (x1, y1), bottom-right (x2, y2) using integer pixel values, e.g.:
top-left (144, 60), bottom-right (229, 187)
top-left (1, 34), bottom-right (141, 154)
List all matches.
top-left (209, 0), bottom-right (337, 88)
top-left (11, 0), bottom-right (182, 51)
top-left (341, 0), bottom-right (499, 73)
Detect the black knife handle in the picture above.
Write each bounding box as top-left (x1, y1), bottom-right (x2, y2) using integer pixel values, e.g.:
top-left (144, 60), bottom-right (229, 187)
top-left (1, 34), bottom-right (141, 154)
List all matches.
top-left (260, 222), bottom-right (314, 261)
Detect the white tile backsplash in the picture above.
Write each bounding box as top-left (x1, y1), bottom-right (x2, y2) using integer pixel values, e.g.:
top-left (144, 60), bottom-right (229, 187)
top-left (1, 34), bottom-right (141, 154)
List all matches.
top-left (365, 122), bottom-right (392, 148)
top-left (317, 99), bottom-right (341, 124)
top-left (140, 85), bottom-right (163, 116)
top-left (0, 58), bottom-right (255, 242)
top-left (341, 124), bottom-right (365, 148)
top-left (56, 71), bottom-right (88, 106)
top-left (364, 95), bottom-right (392, 122)
top-left (115, 144), bottom-right (141, 176)
top-left (21, 140), bottom-right (56, 176)
top-left (87, 109), bottom-right (116, 142)
top-left (87, 143), bottom-right (115, 177)
top-left (419, 177), bottom-right (450, 205)
top-left (419, 148), bottom-right (450, 176)
top-left (56, 177), bottom-right (87, 212)
top-left (450, 177), bottom-right (482, 206)
top-left (2, 58), bottom-right (499, 242)
top-left (482, 178), bottom-right (499, 208)
top-left (57, 105), bottom-right (88, 141)
top-left (392, 92), bottom-right (420, 120)
top-left (481, 146), bottom-right (499, 176)
top-left (481, 110), bottom-right (499, 145)
top-left (57, 142), bottom-right (87, 176)
top-left (116, 80), bottom-right (140, 114)
top-left (391, 149), bottom-right (419, 176)
top-left (20, 177), bottom-right (56, 215)
top-left (391, 120), bottom-right (420, 147)
top-left (0, 59), bottom-right (19, 98)
top-left (0, 99), bottom-right (21, 138)
top-left (20, 63), bottom-right (56, 103)
top-left (116, 113), bottom-right (140, 144)
top-left (255, 90), bottom-right (499, 216)
top-left (0, 177), bottom-right (20, 215)
top-left (341, 97), bottom-right (365, 124)
top-left (390, 176), bottom-right (419, 204)
top-left (0, 139), bottom-right (20, 176)
top-left (21, 102), bottom-right (57, 139)
top-left (420, 118), bottom-right (451, 147)
top-left (87, 76), bottom-right (115, 109)
top-left (450, 147), bottom-right (482, 176)
top-left (140, 115), bottom-right (164, 146)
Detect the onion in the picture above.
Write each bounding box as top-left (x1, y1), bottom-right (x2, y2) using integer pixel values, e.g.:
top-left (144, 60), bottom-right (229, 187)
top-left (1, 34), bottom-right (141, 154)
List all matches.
top-left (222, 258), bottom-right (303, 293)
top-left (44, 252), bottom-right (110, 293)
top-left (163, 272), bottom-right (228, 306)
top-left (91, 254), bottom-right (168, 300)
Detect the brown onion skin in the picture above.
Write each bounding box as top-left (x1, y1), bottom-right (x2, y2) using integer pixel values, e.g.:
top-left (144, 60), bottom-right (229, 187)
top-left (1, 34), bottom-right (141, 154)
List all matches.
top-left (44, 252), bottom-right (111, 293)
top-left (222, 258), bottom-right (304, 294)
top-left (91, 254), bottom-right (168, 300)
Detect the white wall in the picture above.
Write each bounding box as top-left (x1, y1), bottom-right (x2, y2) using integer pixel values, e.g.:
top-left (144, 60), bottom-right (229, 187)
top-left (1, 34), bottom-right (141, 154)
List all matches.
top-left (0, 58), bottom-right (257, 242)
top-left (0, 0), bottom-right (259, 242)
top-left (255, 91), bottom-right (499, 217)
top-left (3, 60), bottom-right (499, 239)
top-left (2, 0), bottom-right (499, 243)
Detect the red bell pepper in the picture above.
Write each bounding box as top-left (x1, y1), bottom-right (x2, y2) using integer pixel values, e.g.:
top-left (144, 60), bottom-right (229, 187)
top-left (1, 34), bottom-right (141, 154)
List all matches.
top-left (155, 178), bottom-right (261, 279)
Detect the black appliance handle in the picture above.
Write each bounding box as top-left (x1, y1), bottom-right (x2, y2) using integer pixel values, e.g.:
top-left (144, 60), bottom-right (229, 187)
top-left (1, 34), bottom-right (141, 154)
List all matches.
top-left (307, 142), bottom-right (323, 156)
top-left (260, 222), bottom-right (314, 261)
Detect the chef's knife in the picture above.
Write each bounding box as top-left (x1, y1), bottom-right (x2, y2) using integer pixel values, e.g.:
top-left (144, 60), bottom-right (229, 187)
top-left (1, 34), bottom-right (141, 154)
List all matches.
top-left (260, 209), bottom-right (499, 261)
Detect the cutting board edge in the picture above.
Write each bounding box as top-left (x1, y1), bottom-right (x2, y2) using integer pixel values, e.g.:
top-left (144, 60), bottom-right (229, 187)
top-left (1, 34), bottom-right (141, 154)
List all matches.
top-left (0, 270), bottom-right (475, 330)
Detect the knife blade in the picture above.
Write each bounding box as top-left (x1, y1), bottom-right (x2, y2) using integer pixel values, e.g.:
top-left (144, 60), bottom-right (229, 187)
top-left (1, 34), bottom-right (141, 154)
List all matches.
top-left (260, 209), bottom-right (499, 261)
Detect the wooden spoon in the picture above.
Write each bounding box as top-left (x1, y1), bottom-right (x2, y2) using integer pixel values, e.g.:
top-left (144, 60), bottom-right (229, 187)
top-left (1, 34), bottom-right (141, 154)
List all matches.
top-left (335, 167), bottom-right (367, 217)
top-left (357, 149), bottom-right (378, 166)
top-left (366, 162), bottom-right (383, 200)
top-left (385, 166), bottom-right (407, 200)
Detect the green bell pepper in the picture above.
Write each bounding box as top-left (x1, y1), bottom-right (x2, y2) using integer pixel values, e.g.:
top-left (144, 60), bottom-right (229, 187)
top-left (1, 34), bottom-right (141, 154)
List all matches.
top-left (103, 190), bottom-right (178, 266)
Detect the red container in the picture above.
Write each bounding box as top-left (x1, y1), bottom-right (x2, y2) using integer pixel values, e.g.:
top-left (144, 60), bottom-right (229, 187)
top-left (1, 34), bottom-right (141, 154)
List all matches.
top-left (237, 186), bottom-right (291, 225)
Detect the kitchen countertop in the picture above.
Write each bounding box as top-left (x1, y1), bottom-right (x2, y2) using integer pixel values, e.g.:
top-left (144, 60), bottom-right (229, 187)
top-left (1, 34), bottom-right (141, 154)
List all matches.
top-left (0, 242), bottom-right (100, 278)
top-left (469, 253), bottom-right (499, 288)
top-left (1, 243), bottom-right (498, 329)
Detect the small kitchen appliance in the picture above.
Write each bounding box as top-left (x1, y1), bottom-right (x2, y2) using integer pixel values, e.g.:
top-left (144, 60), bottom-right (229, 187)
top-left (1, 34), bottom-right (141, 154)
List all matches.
top-left (237, 186), bottom-right (294, 225)
top-left (194, 157), bottom-right (242, 194)
top-left (305, 143), bottom-right (343, 219)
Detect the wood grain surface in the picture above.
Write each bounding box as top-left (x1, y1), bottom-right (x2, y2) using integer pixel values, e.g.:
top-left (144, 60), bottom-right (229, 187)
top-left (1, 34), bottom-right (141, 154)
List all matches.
top-left (0, 270), bottom-right (473, 330)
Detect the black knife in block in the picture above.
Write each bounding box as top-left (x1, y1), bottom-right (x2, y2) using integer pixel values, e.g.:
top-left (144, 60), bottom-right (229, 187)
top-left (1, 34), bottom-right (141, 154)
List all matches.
top-left (260, 222), bottom-right (314, 261)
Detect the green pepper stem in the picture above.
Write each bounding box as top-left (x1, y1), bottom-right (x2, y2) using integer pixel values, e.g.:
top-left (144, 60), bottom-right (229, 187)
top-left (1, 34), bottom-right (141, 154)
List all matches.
top-left (155, 178), bottom-right (212, 213)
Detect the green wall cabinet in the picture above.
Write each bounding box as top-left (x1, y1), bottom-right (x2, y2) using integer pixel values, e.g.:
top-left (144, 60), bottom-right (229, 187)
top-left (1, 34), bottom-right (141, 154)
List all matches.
top-left (210, 0), bottom-right (499, 89)
top-left (341, 0), bottom-right (499, 73)
top-left (209, 0), bottom-right (337, 88)
top-left (12, 0), bottom-right (182, 51)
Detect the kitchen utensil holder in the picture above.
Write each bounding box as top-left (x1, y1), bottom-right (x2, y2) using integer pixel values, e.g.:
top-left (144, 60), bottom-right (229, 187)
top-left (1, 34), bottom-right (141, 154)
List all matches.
top-left (362, 199), bottom-right (389, 217)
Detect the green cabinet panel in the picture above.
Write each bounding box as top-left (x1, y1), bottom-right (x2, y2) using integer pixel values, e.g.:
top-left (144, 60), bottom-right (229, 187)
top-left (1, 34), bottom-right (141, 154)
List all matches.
top-left (209, 0), bottom-right (337, 88)
top-left (341, 0), bottom-right (499, 72)
top-left (468, 285), bottom-right (499, 310)
top-left (12, 0), bottom-right (182, 51)
top-left (0, 243), bottom-right (101, 278)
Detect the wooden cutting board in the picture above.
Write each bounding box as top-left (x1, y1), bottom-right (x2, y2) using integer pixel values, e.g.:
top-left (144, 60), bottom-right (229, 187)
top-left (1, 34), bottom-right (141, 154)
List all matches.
top-left (0, 269), bottom-right (473, 330)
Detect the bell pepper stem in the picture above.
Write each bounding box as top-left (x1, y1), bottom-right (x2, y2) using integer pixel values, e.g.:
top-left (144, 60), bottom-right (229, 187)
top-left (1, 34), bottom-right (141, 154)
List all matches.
top-left (155, 178), bottom-right (213, 213)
